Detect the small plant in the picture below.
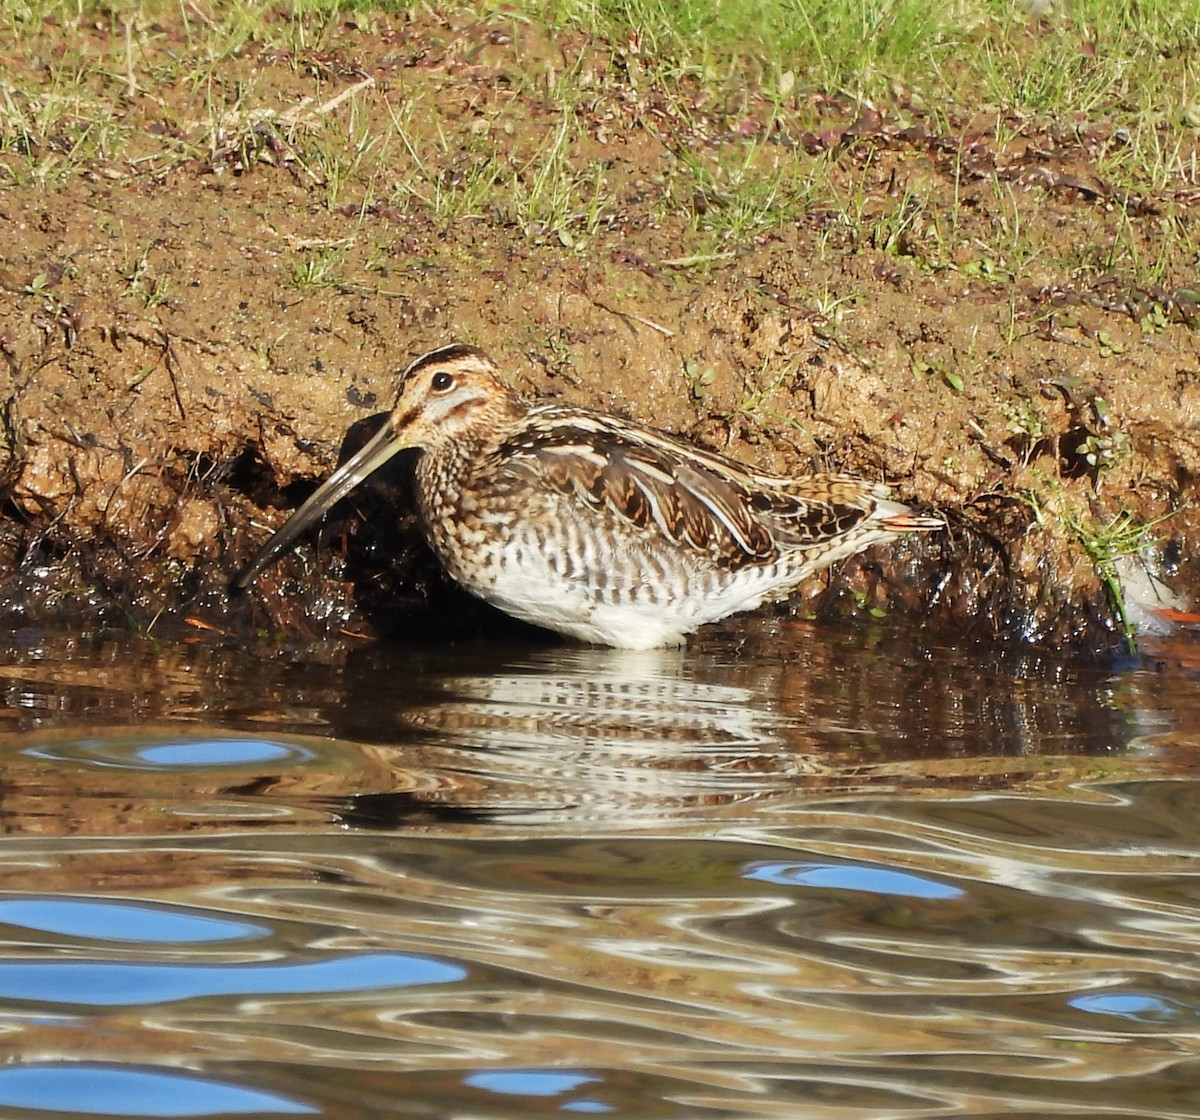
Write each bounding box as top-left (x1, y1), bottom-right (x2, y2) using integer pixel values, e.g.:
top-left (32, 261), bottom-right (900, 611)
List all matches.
top-left (849, 589), bottom-right (889, 619)
top-left (959, 256), bottom-right (1012, 282)
top-left (1042, 379), bottom-right (1133, 488)
top-left (1076, 429), bottom-right (1132, 474)
top-left (1000, 395), bottom-right (1051, 465)
top-left (810, 287), bottom-right (857, 346)
top-left (1001, 395), bottom-right (1049, 442)
top-left (734, 358), bottom-right (792, 418)
top-left (914, 357), bottom-right (963, 393)
top-left (20, 270), bottom-right (82, 345)
top-left (1074, 394), bottom-right (1131, 483)
top-left (1067, 508), bottom-right (1170, 654)
top-left (871, 185), bottom-right (928, 259)
top-left (666, 142), bottom-right (799, 248)
top-left (290, 247), bottom-right (345, 293)
top-left (683, 357), bottom-right (717, 401)
top-left (122, 246), bottom-right (172, 309)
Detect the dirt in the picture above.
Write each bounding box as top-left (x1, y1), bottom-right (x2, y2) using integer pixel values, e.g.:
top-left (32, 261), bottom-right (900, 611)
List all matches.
top-left (1, 9), bottom-right (1197, 654)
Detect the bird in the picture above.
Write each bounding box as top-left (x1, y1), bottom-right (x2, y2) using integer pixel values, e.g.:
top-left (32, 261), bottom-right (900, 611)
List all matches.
top-left (234, 344), bottom-right (944, 648)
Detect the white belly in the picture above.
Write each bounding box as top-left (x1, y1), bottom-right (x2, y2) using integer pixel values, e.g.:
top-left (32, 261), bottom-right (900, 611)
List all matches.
top-left (415, 467), bottom-right (901, 648)
top-left (429, 515), bottom-right (784, 648)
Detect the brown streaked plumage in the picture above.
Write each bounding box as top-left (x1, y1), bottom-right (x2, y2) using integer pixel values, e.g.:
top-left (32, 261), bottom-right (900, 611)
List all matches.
top-left (234, 344), bottom-right (944, 647)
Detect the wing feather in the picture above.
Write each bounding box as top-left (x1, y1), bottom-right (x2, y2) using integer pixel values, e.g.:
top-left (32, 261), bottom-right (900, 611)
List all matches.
top-left (495, 406), bottom-right (881, 569)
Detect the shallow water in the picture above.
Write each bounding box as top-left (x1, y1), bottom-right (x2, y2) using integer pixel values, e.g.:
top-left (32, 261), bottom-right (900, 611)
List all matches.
top-left (2, 620), bottom-right (1200, 1119)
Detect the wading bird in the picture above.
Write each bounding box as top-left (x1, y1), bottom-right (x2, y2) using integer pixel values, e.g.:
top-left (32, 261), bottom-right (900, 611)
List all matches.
top-left (235, 345), bottom-right (943, 647)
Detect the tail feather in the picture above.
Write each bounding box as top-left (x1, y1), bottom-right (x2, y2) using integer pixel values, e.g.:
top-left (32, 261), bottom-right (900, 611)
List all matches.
top-left (880, 511), bottom-right (945, 533)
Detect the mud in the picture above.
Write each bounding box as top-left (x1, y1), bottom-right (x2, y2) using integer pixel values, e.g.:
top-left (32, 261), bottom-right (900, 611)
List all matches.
top-left (1, 10), bottom-right (1196, 653)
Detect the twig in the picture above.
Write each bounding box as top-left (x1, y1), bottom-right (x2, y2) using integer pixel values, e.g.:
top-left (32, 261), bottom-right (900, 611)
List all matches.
top-left (158, 328), bottom-right (188, 422)
top-left (658, 252), bottom-right (735, 267)
top-left (568, 281), bottom-right (675, 336)
top-left (123, 16), bottom-right (139, 99)
top-left (102, 455), bottom-right (150, 520)
top-left (277, 77), bottom-right (376, 128)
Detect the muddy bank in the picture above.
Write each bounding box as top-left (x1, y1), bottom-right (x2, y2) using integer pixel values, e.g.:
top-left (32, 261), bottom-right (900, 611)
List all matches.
top-left (1, 10), bottom-right (1196, 652)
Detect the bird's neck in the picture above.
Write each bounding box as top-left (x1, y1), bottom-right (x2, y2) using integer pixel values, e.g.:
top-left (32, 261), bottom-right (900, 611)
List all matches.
top-left (419, 388), bottom-right (527, 488)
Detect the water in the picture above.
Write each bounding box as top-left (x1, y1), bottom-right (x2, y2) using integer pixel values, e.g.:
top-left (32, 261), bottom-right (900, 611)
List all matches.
top-left (1, 620), bottom-right (1199, 1119)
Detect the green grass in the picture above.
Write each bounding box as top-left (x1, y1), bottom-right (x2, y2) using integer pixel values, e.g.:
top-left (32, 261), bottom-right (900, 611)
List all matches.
top-left (520, 0), bottom-right (1199, 119)
top-left (1, 2), bottom-right (1193, 179)
top-left (290, 247), bottom-right (348, 293)
top-left (388, 100), bottom-right (614, 245)
top-left (529, 0), bottom-right (963, 94)
top-left (1067, 507), bottom-right (1173, 653)
top-left (6, 0), bottom-right (1195, 129)
top-left (2, 0), bottom-right (1197, 294)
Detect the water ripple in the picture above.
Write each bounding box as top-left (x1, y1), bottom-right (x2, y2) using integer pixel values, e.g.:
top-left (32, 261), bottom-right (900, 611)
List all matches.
top-left (0, 953), bottom-right (466, 1007)
top-left (0, 629), bottom-right (1199, 1116)
top-left (0, 1064), bottom-right (318, 1116)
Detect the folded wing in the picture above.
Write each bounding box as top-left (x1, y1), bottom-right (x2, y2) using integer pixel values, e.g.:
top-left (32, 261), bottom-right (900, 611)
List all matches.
top-left (497, 407), bottom-right (885, 570)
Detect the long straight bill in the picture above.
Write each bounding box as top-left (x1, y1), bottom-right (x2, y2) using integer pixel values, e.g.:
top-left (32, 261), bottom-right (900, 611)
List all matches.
top-left (233, 420), bottom-right (409, 588)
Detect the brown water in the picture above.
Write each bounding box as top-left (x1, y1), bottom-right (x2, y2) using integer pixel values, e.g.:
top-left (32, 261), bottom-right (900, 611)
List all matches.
top-left (2, 620), bottom-right (1200, 1119)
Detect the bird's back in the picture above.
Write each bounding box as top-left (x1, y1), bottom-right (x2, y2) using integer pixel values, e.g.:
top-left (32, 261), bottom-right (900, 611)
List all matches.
top-left (411, 403), bottom-right (936, 646)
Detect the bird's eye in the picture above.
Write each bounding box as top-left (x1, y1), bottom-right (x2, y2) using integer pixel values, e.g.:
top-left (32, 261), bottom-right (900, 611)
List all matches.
top-left (430, 370), bottom-right (455, 393)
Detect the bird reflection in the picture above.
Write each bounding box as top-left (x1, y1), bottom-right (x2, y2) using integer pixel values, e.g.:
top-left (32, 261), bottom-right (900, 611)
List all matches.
top-left (328, 644), bottom-right (822, 827)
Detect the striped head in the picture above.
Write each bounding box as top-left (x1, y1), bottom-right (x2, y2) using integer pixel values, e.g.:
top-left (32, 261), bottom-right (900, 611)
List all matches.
top-left (232, 344), bottom-right (522, 589)
top-left (387, 344), bottom-right (523, 455)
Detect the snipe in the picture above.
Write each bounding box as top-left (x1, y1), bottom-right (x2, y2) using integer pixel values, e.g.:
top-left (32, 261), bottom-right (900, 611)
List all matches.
top-left (235, 344), bottom-right (943, 647)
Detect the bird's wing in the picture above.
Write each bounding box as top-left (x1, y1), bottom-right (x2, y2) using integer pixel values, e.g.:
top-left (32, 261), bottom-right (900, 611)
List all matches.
top-left (495, 407), bottom-right (878, 569)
